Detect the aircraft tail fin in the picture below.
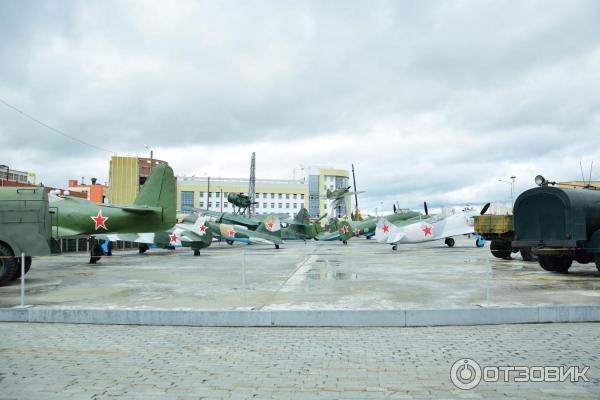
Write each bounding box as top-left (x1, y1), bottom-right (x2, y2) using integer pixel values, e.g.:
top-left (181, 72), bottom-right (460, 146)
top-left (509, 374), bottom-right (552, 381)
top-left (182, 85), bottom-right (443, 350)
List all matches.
top-left (133, 164), bottom-right (176, 226)
top-left (375, 218), bottom-right (392, 243)
top-left (327, 217), bottom-right (339, 233)
top-left (339, 220), bottom-right (354, 241)
top-left (192, 214), bottom-right (213, 243)
top-left (294, 207), bottom-right (311, 224)
top-left (256, 214), bottom-right (281, 238)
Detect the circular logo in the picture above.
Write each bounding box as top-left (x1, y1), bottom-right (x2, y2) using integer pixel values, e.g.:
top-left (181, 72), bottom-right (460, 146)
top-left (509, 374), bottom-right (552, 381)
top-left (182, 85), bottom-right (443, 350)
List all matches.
top-left (450, 358), bottom-right (482, 390)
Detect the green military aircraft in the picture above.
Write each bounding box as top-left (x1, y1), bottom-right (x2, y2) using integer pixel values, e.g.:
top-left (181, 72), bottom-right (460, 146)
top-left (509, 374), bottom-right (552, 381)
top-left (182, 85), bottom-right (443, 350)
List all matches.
top-left (49, 164), bottom-right (176, 262)
top-left (321, 186), bottom-right (365, 202)
top-left (338, 208), bottom-right (422, 244)
top-left (227, 192), bottom-right (257, 215)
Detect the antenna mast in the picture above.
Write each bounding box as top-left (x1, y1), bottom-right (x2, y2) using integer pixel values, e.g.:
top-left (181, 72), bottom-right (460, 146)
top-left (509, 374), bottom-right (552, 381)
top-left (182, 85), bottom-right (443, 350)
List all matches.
top-left (248, 152), bottom-right (256, 217)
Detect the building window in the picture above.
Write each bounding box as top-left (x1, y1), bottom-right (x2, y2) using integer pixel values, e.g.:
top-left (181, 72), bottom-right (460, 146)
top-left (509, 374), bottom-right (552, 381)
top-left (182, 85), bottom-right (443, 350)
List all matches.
top-left (278, 203), bottom-right (282, 208)
top-left (271, 193), bottom-right (275, 199)
top-left (271, 203), bottom-right (275, 208)
top-left (208, 192), bottom-right (212, 198)
top-left (286, 194), bottom-right (290, 199)
top-left (224, 203), bottom-right (228, 208)
top-left (263, 193), bottom-right (267, 199)
top-left (224, 192), bottom-right (229, 197)
top-left (301, 194), bottom-right (305, 199)
top-left (200, 201), bottom-right (204, 208)
top-left (293, 203), bottom-right (297, 209)
top-left (286, 203), bottom-right (289, 208)
top-left (293, 194), bottom-right (297, 199)
top-left (216, 201), bottom-right (220, 208)
top-left (263, 202), bottom-right (267, 208)
top-left (199, 192), bottom-right (204, 198)
top-left (181, 191), bottom-right (194, 212)
top-left (277, 193), bottom-right (282, 199)
top-left (208, 202), bottom-right (212, 208)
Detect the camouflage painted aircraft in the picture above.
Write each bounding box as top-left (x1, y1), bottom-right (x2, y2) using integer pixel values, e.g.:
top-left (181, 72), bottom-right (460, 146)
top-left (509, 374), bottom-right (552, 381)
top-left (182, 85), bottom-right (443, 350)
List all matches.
top-left (321, 186), bottom-right (365, 202)
top-left (375, 204), bottom-right (489, 250)
top-left (280, 207), bottom-right (337, 241)
top-left (184, 212), bottom-right (283, 248)
top-left (338, 209), bottom-right (422, 244)
top-left (200, 209), bottom-right (288, 231)
top-left (98, 214), bottom-right (213, 257)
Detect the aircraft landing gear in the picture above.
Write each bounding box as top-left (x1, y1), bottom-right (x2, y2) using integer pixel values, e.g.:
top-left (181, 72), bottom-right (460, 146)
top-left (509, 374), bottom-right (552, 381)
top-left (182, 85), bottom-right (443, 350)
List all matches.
top-left (193, 249), bottom-right (201, 256)
top-left (139, 243), bottom-right (149, 254)
top-left (444, 237), bottom-right (455, 247)
top-left (89, 244), bottom-right (102, 264)
top-left (226, 240), bottom-right (234, 245)
top-left (392, 245), bottom-right (398, 251)
top-left (275, 244), bottom-right (280, 249)
top-left (342, 240), bottom-right (348, 245)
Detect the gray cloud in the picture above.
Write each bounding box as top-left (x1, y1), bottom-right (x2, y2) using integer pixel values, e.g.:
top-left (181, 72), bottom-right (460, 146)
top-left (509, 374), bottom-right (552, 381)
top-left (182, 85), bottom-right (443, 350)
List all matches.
top-left (1, 0), bottom-right (600, 212)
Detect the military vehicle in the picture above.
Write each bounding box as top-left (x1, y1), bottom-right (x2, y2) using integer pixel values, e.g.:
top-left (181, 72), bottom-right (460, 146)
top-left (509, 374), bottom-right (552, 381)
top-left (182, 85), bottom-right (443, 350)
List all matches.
top-left (512, 175), bottom-right (600, 273)
top-left (0, 187), bottom-right (56, 285)
top-left (474, 214), bottom-right (536, 261)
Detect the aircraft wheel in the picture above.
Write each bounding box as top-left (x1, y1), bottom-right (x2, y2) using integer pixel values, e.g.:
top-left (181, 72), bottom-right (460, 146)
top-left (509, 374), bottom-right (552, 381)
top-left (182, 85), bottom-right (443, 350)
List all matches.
top-left (193, 249), bottom-right (201, 256)
top-left (520, 247), bottom-right (537, 262)
top-left (89, 244), bottom-right (102, 264)
top-left (475, 238), bottom-right (485, 248)
top-left (366, 236), bottom-right (371, 240)
top-left (139, 243), bottom-right (149, 254)
top-left (392, 245), bottom-right (398, 251)
top-left (342, 240), bottom-right (348, 245)
top-left (275, 244), bottom-right (280, 249)
top-left (226, 240), bottom-right (234, 245)
top-left (538, 255), bottom-right (572, 273)
top-left (445, 238), bottom-right (455, 247)
top-left (14, 256), bottom-right (32, 279)
top-left (0, 244), bottom-right (17, 286)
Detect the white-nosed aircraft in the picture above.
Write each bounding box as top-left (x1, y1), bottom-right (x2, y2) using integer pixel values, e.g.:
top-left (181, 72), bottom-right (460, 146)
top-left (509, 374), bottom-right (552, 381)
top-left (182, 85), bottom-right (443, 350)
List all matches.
top-left (375, 204), bottom-right (489, 250)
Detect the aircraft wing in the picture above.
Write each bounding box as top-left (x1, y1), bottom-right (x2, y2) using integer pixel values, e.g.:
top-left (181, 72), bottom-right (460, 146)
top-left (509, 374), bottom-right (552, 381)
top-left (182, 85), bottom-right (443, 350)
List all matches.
top-left (101, 204), bottom-right (158, 213)
top-left (96, 232), bottom-right (157, 244)
top-left (198, 209), bottom-right (225, 219)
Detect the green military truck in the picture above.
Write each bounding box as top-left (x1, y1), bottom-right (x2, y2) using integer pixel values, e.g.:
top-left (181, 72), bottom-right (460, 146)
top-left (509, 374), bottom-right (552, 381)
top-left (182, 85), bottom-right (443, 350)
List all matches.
top-left (474, 214), bottom-right (536, 261)
top-left (0, 187), bottom-right (55, 285)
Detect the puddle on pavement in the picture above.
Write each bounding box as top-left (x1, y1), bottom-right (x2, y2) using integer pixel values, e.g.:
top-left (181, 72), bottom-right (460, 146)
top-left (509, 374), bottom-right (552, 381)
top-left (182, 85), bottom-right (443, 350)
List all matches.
top-left (306, 268), bottom-right (358, 281)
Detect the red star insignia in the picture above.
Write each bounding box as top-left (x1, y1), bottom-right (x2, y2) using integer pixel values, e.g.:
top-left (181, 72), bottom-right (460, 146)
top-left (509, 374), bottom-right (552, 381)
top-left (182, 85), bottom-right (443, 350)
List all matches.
top-left (341, 225), bottom-right (349, 234)
top-left (353, 228), bottom-right (361, 236)
top-left (199, 225), bottom-right (207, 233)
top-left (169, 233), bottom-right (178, 243)
top-left (423, 225), bottom-right (432, 236)
top-left (228, 229), bottom-right (235, 237)
top-left (266, 220), bottom-right (274, 230)
top-left (90, 210), bottom-right (109, 230)
top-left (382, 224), bottom-right (390, 233)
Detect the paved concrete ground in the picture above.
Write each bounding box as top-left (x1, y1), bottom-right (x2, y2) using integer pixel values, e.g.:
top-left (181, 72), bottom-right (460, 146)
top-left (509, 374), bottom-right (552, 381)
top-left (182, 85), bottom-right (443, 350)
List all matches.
top-left (0, 322), bottom-right (598, 399)
top-left (1, 237), bottom-right (599, 310)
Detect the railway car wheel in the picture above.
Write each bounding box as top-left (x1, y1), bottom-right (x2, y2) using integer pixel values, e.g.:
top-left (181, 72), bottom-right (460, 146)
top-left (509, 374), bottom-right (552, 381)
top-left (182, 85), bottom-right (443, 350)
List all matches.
top-left (490, 240), bottom-right (511, 260)
top-left (445, 238), bottom-right (455, 247)
top-left (0, 244), bottom-right (17, 286)
top-left (520, 248), bottom-right (537, 262)
top-left (14, 256), bottom-right (32, 279)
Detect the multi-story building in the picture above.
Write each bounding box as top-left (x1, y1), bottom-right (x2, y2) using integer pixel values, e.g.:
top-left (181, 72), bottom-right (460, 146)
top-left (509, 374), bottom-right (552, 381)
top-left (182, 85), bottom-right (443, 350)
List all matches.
top-left (109, 155), bottom-right (172, 205)
top-left (0, 165), bottom-right (34, 187)
top-left (67, 178), bottom-right (108, 204)
top-left (293, 165), bottom-right (352, 218)
top-left (176, 176), bottom-right (309, 216)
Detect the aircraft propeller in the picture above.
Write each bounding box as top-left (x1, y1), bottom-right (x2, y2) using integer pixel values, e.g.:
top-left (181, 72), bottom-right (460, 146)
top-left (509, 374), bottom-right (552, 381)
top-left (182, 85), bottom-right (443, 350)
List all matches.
top-left (423, 201), bottom-right (429, 216)
top-left (480, 203), bottom-right (491, 215)
top-left (393, 204), bottom-right (397, 213)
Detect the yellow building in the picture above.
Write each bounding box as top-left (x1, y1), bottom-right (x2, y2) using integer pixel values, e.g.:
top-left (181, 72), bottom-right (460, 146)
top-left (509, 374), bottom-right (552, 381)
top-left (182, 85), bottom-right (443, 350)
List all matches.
top-left (177, 177), bottom-right (309, 216)
top-left (293, 165), bottom-right (352, 218)
top-left (109, 155), bottom-right (170, 205)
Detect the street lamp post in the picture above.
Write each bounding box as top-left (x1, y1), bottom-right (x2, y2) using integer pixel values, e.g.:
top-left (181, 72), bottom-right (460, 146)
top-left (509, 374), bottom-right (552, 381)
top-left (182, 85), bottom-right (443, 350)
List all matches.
top-left (498, 176), bottom-right (516, 207)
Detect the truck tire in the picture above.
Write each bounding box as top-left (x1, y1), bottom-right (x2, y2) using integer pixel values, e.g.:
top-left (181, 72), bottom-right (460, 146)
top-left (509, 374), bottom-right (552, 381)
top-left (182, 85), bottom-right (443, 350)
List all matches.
top-left (0, 244), bottom-right (17, 286)
top-left (490, 240), bottom-right (511, 260)
top-left (14, 256), bottom-right (32, 279)
top-left (520, 248), bottom-right (537, 262)
top-left (538, 255), bottom-right (572, 273)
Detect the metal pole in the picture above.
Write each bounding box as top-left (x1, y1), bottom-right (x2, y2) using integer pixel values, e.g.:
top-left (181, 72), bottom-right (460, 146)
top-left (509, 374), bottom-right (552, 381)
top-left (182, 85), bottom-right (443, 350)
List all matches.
top-left (20, 252), bottom-right (25, 307)
top-left (220, 188), bottom-right (223, 212)
top-left (241, 251), bottom-right (246, 307)
top-left (351, 164), bottom-right (359, 210)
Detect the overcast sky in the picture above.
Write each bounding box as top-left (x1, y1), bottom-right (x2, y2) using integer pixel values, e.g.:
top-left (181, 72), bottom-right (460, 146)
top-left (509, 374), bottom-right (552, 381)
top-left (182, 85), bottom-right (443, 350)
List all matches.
top-left (1, 0), bottom-right (600, 213)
